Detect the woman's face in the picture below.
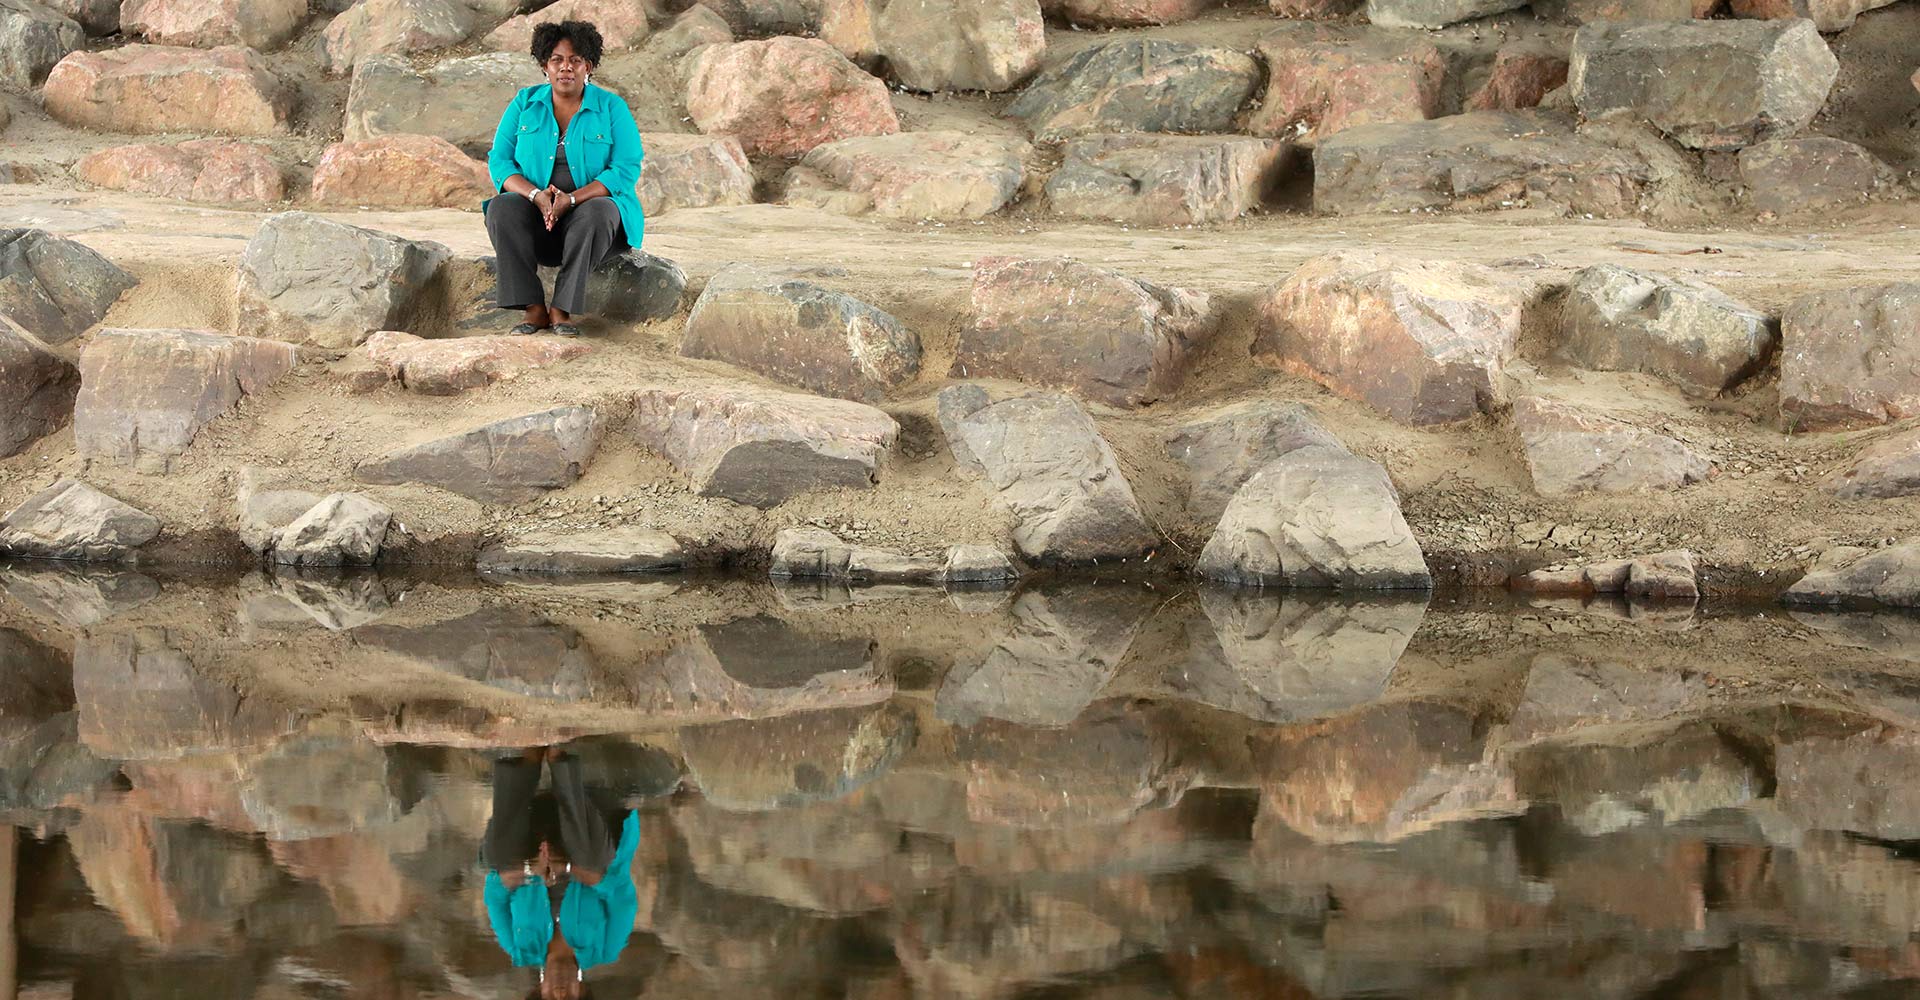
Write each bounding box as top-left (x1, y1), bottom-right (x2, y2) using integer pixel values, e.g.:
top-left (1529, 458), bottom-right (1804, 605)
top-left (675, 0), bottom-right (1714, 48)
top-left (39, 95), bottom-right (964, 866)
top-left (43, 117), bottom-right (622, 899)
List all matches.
top-left (544, 38), bottom-right (592, 96)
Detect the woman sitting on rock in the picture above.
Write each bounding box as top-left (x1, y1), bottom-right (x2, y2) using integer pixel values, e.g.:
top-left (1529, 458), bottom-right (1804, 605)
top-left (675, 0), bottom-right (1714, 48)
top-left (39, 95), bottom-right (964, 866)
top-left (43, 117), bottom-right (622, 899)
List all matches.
top-left (485, 20), bottom-right (645, 337)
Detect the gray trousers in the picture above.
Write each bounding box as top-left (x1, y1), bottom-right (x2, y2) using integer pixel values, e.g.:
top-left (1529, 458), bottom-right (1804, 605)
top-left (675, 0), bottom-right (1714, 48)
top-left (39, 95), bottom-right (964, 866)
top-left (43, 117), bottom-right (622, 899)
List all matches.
top-left (485, 193), bottom-right (627, 315)
top-left (482, 755), bottom-right (616, 875)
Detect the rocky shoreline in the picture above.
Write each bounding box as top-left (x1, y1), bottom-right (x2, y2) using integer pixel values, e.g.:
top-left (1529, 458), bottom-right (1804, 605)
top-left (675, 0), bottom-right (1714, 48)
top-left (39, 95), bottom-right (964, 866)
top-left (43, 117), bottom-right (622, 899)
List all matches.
top-left (1, 0), bottom-right (1918, 607)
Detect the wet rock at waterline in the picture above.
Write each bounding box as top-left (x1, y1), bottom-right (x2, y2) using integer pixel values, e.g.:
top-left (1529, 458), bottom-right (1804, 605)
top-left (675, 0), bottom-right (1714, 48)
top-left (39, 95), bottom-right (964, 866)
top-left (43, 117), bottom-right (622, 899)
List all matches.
top-left (1197, 445), bottom-right (1431, 590)
top-left (1559, 264), bottom-right (1776, 397)
top-left (0, 479), bottom-right (161, 562)
top-left (1253, 250), bottom-right (1523, 425)
top-left (235, 213), bottom-right (451, 350)
top-left (1568, 19), bottom-right (1838, 152)
top-left (947, 391), bottom-right (1157, 564)
top-left (477, 528), bottom-right (685, 575)
top-left (262, 493), bottom-right (392, 568)
top-left (770, 527), bottom-right (1018, 585)
top-left (681, 264), bottom-right (921, 401)
top-left (74, 328), bottom-right (298, 471)
top-left (630, 385), bottom-right (898, 509)
top-left (354, 406), bottom-right (601, 503)
top-left (1515, 550), bottom-right (1700, 600)
top-left (1783, 543), bottom-right (1920, 609)
top-left (0, 228), bottom-right (138, 346)
top-left (954, 256), bottom-right (1216, 409)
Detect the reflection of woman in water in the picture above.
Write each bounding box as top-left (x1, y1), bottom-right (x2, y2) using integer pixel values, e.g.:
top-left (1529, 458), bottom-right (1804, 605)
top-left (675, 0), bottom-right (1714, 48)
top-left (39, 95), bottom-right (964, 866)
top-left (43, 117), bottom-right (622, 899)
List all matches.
top-left (483, 747), bottom-right (640, 999)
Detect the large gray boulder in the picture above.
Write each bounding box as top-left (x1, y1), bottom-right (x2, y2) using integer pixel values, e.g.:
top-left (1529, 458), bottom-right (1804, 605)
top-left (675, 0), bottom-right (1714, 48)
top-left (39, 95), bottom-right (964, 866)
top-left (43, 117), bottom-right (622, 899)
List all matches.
top-left (75, 328), bottom-right (298, 471)
top-left (343, 53), bottom-right (542, 157)
top-left (1825, 428), bottom-right (1920, 500)
top-left (0, 328), bottom-right (77, 458)
top-left (630, 384), bottom-right (898, 508)
top-left (680, 264), bottom-right (920, 401)
top-left (266, 493), bottom-right (392, 567)
top-left (784, 131), bottom-right (1030, 220)
top-left (236, 212), bottom-right (450, 349)
top-left (39, 0), bottom-right (114, 35)
top-left (1005, 39), bottom-right (1260, 140)
top-left (1166, 400), bottom-right (1343, 522)
top-left (0, 0), bottom-right (83, 88)
top-left (560, 248), bottom-right (687, 323)
top-left (1783, 543), bottom-right (1920, 609)
top-left (1313, 110), bottom-right (1652, 217)
top-left (873, 0), bottom-right (1044, 93)
top-left (1568, 19), bottom-right (1838, 151)
top-left (1513, 396), bottom-right (1713, 496)
top-left (1779, 282), bottom-right (1920, 431)
top-left (1559, 264), bottom-right (1776, 397)
top-left (638, 133), bottom-right (755, 216)
top-left (1253, 250), bottom-right (1524, 425)
top-left (0, 479), bottom-right (160, 562)
top-left (952, 256), bottom-right (1216, 409)
top-left (0, 228), bottom-right (138, 345)
top-left (1729, 0), bottom-right (1899, 34)
top-left (948, 391), bottom-right (1157, 563)
top-left (1197, 445), bottom-right (1430, 589)
top-left (1737, 137), bottom-right (1895, 216)
top-left (354, 406), bottom-right (600, 503)
top-left (1045, 133), bottom-right (1286, 227)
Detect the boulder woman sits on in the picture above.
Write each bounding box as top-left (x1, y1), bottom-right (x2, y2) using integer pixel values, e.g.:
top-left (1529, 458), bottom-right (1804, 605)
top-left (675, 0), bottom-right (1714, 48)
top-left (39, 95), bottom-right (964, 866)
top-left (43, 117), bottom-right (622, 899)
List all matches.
top-left (483, 747), bottom-right (641, 999)
top-left (485, 20), bottom-right (646, 338)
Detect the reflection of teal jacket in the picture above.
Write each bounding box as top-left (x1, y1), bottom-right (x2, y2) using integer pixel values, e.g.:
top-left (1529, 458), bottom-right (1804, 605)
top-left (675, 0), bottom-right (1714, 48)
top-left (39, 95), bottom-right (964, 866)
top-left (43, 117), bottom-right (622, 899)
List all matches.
top-left (486, 82), bottom-right (646, 247)
top-left (483, 811), bottom-right (641, 970)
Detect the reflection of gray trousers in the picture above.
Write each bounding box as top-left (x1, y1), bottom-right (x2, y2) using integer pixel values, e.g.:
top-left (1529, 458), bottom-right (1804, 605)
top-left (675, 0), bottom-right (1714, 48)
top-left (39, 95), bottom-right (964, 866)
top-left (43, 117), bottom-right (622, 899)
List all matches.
top-left (485, 194), bottom-right (627, 315)
top-left (482, 756), bottom-right (614, 874)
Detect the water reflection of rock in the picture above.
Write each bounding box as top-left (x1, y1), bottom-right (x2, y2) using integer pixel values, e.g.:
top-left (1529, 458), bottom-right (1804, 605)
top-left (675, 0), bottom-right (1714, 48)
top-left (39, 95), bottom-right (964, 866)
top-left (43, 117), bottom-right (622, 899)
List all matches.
top-left (236, 568), bottom-right (400, 632)
top-left (679, 703), bottom-right (917, 811)
top-left (620, 615), bottom-right (893, 722)
top-left (356, 606), bottom-right (598, 701)
top-left (1510, 721), bottom-right (1764, 836)
top-left (1253, 700), bottom-right (1522, 846)
top-left (937, 587), bottom-right (1153, 728)
top-left (955, 705), bottom-right (1189, 829)
top-left (0, 563), bottom-right (159, 627)
top-left (74, 628), bottom-right (298, 760)
top-left (1169, 588), bottom-right (1425, 725)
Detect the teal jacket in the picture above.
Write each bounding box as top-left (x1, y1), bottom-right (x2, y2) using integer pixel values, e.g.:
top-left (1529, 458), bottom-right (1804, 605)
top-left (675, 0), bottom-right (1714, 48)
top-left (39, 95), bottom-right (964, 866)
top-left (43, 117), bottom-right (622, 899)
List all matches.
top-left (487, 82), bottom-right (646, 247)
top-left (483, 811), bottom-right (641, 971)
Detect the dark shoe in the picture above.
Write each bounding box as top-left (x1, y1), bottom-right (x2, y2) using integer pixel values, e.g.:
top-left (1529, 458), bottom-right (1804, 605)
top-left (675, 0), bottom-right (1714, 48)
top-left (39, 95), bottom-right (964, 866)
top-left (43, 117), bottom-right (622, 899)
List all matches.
top-left (552, 322), bottom-right (581, 337)
top-left (509, 322), bottom-right (544, 336)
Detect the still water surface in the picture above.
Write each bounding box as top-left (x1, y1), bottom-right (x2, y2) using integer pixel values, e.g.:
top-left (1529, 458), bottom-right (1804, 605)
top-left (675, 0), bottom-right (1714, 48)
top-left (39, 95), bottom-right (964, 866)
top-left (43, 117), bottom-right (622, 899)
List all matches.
top-left (4, 565), bottom-right (1920, 998)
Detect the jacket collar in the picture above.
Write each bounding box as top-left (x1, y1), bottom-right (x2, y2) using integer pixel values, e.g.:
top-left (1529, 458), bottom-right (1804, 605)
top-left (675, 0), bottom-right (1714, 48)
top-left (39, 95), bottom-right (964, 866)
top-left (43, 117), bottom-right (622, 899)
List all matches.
top-left (526, 82), bottom-right (610, 117)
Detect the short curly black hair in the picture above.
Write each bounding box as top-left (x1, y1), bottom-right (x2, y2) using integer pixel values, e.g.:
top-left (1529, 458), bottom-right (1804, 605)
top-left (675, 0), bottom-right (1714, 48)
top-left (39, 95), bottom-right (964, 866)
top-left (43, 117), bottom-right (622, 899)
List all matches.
top-left (531, 20), bottom-right (604, 68)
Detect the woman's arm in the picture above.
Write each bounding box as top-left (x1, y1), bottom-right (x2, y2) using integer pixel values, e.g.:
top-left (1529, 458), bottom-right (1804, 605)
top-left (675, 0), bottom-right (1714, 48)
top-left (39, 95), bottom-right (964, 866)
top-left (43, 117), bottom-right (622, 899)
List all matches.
top-left (486, 93), bottom-right (526, 194)
top-left (590, 97), bottom-right (644, 202)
